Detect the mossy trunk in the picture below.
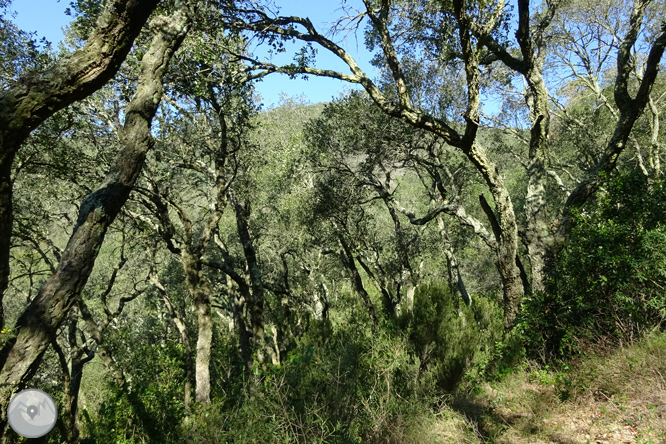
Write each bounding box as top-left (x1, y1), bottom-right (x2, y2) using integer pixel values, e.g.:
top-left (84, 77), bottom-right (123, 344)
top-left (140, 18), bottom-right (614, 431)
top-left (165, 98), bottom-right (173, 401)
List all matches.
top-left (0, 5), bottom-right (190, 431)
top-left (182, 253), bottom-right (213, 404)
top-left (0, 0), bottom-right (161, 329)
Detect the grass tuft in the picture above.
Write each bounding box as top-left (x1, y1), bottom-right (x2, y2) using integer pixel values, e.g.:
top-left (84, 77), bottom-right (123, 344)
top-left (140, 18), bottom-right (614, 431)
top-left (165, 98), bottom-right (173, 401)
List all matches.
top-left (417, 330), bottom-right (666, 443)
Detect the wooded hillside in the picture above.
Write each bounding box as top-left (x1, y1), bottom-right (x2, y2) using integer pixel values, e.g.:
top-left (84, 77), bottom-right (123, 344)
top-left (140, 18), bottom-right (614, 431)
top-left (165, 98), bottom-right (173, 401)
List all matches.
top-left (0, 0), bottom-right (665, 442)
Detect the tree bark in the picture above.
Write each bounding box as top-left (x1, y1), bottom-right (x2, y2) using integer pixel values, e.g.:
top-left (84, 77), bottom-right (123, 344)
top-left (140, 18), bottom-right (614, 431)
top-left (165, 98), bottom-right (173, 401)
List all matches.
top-left (51, 310), bottom-right (94, 443)
top-left (0, 0), bottom-right (161, 330)
top-left (453, 1), bottom-right (523, 329)
top-left (228, 275), bottom-right (253, 372)
top-left (62, 357), bottom-right (87, 442)
top-left (523, 82), bottom-right (553, 295)
top-left (194, 292), bottom-right (213, 403)
top-left (0, 5), bottom-right (190, 427)
top-left (231, 194), bottom-right (279, 365)
top-left (181, 254), bottom-right (214, 403)
top-left (513, 0), bottom-right (557, 295)
top-left (336, 231), bottom-right (378, 325)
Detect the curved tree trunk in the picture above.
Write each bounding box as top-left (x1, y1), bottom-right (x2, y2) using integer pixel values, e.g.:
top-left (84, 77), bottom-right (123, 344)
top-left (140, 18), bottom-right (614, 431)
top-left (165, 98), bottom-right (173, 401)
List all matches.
top-left (509, 0), bottom-right (556, 296)
top-left (0, 5), bottom-right (191, 430)
top-left (51, 309), bottom-right (94, 443)
top-left (453, 2), bottom-right (523, 329)
top-left (77, 299), bottom-right (160, 439)
top-left (0, 0), bottom-right (161, 330)
top-left (336, 231), bottom-right (379, 326)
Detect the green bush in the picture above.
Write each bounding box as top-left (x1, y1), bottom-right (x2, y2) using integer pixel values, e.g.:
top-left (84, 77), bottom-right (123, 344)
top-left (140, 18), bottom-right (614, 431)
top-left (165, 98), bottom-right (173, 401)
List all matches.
top-left (402, 283), bottom-right (505, 391)
top-left (182, 321), bottom-right (434, 444)
top-left (521, 172), bottom-right (666, 359)
top-left (85, 284), bottom-right (506, 443)
top-left (84, 338), bottom-right (188, 443)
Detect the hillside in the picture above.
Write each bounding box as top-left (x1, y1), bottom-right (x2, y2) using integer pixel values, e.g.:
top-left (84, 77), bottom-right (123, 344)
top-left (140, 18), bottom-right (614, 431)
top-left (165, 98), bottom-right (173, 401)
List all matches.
top-left (416, 332), bottom-right (666, 444)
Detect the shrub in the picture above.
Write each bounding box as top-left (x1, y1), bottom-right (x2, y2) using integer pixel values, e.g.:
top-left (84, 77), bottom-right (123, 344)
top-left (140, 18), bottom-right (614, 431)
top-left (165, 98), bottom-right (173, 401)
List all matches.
top-left (182, 322), bottom-right (433, 444)
top-left (521, 172), bottom-right (666, 359)
top-left (83, 333), bottom-right (188, 443)
top-left (402, 283), bottom-right (505, 391)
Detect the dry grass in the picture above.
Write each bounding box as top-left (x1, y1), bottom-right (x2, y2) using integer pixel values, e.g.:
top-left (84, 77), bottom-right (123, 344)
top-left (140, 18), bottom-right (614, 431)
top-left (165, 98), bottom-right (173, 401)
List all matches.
top-left (408, 330), bottom-right (666, 444)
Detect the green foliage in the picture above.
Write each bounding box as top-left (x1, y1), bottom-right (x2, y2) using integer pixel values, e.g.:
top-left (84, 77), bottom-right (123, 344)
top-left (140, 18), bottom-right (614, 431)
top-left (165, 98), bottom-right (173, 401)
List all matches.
top-left (173, 288), bottom-right (505, 444)
top-left (401, 283), bottom-right (504, 391)
top-left (0, 4), bottom-right (53, 87)
top-left (181, 321), bottom-right (434, 444)
top-left (521, 173), bottom-right (666, 359)
top-left (4, 0), bottom-right (666, 441)
top-left (64, 0), bottom-right (107, 41)
top-left (84, 316), bottom-right (188, 444)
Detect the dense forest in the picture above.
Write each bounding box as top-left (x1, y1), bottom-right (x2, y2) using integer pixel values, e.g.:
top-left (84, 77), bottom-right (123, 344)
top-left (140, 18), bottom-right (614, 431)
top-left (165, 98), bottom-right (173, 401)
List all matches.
top-left (0, 0), bottom-right (665, 442)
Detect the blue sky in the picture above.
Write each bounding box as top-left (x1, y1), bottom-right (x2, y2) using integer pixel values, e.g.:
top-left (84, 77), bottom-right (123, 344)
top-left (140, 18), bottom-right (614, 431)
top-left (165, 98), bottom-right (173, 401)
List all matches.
top-left (9, 0), bottom-right (378, 107)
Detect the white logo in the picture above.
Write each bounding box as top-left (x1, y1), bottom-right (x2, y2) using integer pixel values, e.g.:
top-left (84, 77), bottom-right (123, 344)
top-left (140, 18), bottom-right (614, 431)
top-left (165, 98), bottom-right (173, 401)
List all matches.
top-left (7, 389), bottom-right (58, 438)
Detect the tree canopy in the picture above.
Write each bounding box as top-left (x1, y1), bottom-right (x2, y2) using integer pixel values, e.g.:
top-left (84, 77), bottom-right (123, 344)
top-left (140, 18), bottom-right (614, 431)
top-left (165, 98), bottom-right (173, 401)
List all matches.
top-left (0, 0), bottom-right (665, 442)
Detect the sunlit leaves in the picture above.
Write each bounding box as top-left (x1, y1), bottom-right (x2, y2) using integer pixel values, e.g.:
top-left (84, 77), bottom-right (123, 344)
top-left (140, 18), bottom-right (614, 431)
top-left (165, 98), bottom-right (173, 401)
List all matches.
top-left (0, 6), bottom-right (54, 88)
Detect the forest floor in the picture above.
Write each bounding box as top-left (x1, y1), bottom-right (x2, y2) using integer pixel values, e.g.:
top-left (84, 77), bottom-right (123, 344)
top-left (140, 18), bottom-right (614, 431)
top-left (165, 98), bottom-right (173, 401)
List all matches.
top-left (410, 331), bottom-right (666, 443)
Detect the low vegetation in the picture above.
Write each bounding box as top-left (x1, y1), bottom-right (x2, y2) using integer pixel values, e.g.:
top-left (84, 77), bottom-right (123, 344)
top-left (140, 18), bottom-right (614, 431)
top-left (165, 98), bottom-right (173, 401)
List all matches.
top-left (0, 0), bottom-right (665, 442)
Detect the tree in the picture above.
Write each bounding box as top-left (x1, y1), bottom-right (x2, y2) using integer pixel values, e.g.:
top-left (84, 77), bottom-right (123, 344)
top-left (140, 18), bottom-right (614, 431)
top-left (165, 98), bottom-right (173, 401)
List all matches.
top-left (221, 0), bottom-right (666, 329)
top-left (0, 0), bottom-right (161, 331)
top-left (522, 172), bottom-right (666, 357)
top-left (131, 81), bottom-right (248, 402)
top-left (0, 2), bottom-right (192, 430)
top-left (304, 92), bottom-right (483, 312)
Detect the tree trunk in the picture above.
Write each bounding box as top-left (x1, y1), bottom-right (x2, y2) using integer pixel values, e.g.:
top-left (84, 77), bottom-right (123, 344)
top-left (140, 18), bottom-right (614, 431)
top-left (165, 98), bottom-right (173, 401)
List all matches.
top-left (181, 253), bottom-right (213, 404)
top-left (228, 276), bottom-right (253, 372)
top-left (336, 232), bottom-right (378, 325)
top-left (459, 101), bottom-right (523, 329)
top-left (0, 0), bottom-right (161, 328)
top-left (194, 294), bottom-right (212, 404)
top-left (519, 26), bottom-right (554, 295)
top-left (152, 274), bottom-right (193, 411)
top-left (510, 0), bottom-right (558, 294)
top-left (356, 254), bottom-right (397, 318)
top-left (77, 299), bottom-right (126, 388)
top-left (51, 310), bottom-right (94, 444)
top-left (452, 3), bottom-right (523, 329)
top-left (61, 357), bottom-right (86, 442)
top-left (0, 6), bottom-right (190, 427)
top-left (315, 281), bottom-right (330, 320)
top-left (0, 163), bottom-right (8, 331)
top-left (438, 217), bottom-right (471, 306)
top-left (232, 194), bottom-right (278, 365)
